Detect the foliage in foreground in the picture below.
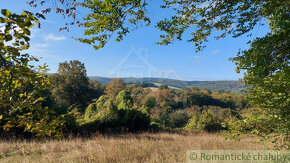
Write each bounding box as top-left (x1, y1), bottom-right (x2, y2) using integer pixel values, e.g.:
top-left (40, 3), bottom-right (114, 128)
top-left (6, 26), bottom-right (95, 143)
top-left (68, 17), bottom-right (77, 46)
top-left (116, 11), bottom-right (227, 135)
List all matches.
top-left (0, 10), bottom-right (63, 138)
top-left (229, 2), bottom-right (289, 149)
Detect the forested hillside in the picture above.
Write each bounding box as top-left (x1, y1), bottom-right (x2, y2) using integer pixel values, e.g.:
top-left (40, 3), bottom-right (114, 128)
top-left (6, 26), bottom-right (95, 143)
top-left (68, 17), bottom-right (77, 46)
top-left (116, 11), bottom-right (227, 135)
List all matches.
top-left (89, 76), bottom-right (245, 93)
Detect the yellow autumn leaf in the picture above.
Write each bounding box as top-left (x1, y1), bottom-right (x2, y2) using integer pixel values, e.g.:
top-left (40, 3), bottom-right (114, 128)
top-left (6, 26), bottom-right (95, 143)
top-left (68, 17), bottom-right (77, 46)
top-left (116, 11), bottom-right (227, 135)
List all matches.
top-left (27, 123), bottom-right (32, 129)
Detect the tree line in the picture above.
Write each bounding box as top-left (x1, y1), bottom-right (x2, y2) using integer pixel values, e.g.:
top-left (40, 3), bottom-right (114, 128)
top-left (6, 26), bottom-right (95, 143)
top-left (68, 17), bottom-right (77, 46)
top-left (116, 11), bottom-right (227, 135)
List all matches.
top-left (1, 49), bottom-right (248, 138)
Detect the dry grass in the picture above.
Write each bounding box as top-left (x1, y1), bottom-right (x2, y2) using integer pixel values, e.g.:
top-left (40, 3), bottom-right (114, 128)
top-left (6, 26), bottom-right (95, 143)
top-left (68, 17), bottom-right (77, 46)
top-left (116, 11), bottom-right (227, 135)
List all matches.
top-left (0, 131), bottom-right (266, 163)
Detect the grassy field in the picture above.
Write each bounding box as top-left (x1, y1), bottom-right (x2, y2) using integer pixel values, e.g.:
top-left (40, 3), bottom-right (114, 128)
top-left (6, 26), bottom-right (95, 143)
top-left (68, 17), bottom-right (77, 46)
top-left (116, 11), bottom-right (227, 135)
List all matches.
top-left (0, 132), bottom-right (266, 163)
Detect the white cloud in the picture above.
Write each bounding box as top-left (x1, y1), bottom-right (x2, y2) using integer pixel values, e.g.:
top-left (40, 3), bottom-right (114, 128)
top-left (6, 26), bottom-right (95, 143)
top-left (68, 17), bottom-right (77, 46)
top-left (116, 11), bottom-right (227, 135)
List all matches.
top-left (25, 45), bottom-right (63, 64)
top-left (43, 33), bottom-right (66, 41)
top-left (189, 55), bottom-right (201, 63)
top-left (33, 43), bottom-right (49, 48)
top-left (30, 28), bottom-right (41, 38)
top-left (211, 49), bottom-right (219, 54)
top-left (165, 70), bottom-right (176, 74)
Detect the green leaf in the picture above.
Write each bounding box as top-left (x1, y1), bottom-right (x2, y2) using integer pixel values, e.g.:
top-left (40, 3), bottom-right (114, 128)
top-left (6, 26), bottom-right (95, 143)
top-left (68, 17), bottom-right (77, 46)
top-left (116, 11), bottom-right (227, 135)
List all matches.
top-left (5, 34), bottom-right (12, 41)
top-left (5, 57), bottom-right (11, 62)
top-left (0, 17), bottom-right (9, 23)
top-left (1, 9), bottom-right (11, 17)
top-left (34, 19), bottom-right (41, 28)
top-left (22, 10), bottom-right (33, 16)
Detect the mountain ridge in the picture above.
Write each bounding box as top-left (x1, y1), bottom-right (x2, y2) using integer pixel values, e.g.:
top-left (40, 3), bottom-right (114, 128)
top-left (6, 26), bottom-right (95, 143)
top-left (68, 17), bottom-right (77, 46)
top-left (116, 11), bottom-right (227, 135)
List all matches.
top-left (89, 76), bottom-right (245, 93)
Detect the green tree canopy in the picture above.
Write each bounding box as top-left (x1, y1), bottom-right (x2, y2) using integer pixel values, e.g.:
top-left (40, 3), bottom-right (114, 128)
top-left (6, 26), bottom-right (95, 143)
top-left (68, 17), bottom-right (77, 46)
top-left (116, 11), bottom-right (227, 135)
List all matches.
top-left (229, 6), bottom-right (289, 148)
top-left (115, 90), bottom-right (133, 110)
top-left (51, 60), bottom-right (91, 109)
top-left (105, 78), bottom-right (126, 99)
top-left (28, 0), bottom-right (287, 51)
top-left (0, 9), bottom-right (62, 138)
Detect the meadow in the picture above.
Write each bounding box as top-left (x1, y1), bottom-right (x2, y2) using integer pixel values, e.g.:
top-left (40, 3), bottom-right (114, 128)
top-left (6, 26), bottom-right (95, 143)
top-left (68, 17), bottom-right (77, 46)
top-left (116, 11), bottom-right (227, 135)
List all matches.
top-left (0, 132), bottom-right (266, 163)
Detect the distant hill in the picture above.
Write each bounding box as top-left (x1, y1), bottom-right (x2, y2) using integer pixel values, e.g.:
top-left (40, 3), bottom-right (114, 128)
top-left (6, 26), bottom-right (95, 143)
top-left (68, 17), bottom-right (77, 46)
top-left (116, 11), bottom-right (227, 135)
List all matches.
top-left (89, 76), bottom-right (246, 93)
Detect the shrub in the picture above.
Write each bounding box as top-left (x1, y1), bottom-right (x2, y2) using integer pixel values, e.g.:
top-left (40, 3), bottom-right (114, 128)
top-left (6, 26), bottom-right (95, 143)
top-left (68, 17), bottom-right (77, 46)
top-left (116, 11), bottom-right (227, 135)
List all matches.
top-left (80, 108), bottom-right (118, 134)
top-left (84, 103), bottom-right (98, 121)
top-left (83, 95), bottom-right (113, 122)
top-left (149, 122), bottom-right (161, 131)
top-left (159, 84), bottom-right (169, 90)
top-left (62, 113), bottom-right (79, 134)
top-left (117, 109), bottom-right (150, 131)
top-left (114, 90), bottom-right (133, 110)
top-left (203, 106), bottom-right (241, 122)
top-left (184, 110), bottom-right (223, 132)
top-left (80, 91), bottom-right (150, 133)
top-left (226, 107), bottom-right (290, 149)
top-left (169, 110), bottom-right (189, 128)
top-left (143, 96), bottom-right (157, 108)
top-left (150, 107), bottom-right (171, 127)
top-left (81, 108), bottom-right (150, 133)
top-left (198, 110), bottom-right (223, 131)
top-left (95, 108), bottom-right (119, 125)
top-left (95, 95), bottom-right (112, 111)
top-left (184, 115), bottom-right (199, 131)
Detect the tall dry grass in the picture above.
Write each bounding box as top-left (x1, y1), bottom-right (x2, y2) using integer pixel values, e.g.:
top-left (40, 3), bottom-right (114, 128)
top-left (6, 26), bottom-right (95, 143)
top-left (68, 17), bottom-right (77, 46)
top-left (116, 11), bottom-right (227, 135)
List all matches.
top-left (0, 131), bottom-right (266, 163)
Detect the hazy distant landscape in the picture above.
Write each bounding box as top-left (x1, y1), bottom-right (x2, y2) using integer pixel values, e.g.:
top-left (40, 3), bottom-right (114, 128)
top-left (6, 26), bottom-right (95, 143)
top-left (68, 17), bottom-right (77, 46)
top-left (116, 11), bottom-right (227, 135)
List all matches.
top-left (89, 76), bottom-right (245, 93)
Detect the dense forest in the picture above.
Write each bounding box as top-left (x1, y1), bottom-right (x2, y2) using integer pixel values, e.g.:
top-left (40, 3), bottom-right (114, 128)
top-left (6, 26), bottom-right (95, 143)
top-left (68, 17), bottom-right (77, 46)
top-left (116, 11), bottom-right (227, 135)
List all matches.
top-left (1, 59), bottom-right (248, 137)
top-left (51, 60), bottom-right (248, 132)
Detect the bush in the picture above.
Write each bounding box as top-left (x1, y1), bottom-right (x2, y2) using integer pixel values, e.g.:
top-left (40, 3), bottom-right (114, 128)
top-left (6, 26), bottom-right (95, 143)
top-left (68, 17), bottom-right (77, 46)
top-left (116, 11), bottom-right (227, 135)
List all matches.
top-left (114, 90), bottom-right (133, 110)
top-left (159, 84), bottom-right (169, 90)
top-left (95, 108), bottom-right (119, 125)
top-left (81, 90), bottom-right (151, 133)
top-left (184, 115), bottom-right (199, 131)
top-left (95, 95), bottom-right (112, 111)
top-left (117, 109), bottom-right (150, 131)
top-left (150, 107), bottom-right (171, 127)
top-left (226, 107), bottom-right (290, 149)
top-left (143, 96), bottom-right (157, 108)
top-left (83, 95), bottom-right (114, 121)
top-left (169, 110), bottom-right (189, 128)
top-left (198, 110), bottom-right (223, 131)
top-left (203, 106), bottom-right (241, 122)
top-left (81, 108), bottom-right (150, 133)
top-left (62, 113), bottom-right (79, 134)
top-left (84, 103), bottom-right (98, 121)
top-left (80, 108), bottom-right (119, 134)
top-left (149, 122), bottom-right (161, 131)
top-left (184, 110), bottom-right (223, 132)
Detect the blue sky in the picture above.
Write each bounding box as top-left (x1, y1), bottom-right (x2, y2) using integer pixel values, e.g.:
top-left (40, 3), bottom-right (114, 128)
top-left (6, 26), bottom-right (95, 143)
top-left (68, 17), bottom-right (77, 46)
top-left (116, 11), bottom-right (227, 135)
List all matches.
top-left (1, 0), bottom-right (269, 81)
